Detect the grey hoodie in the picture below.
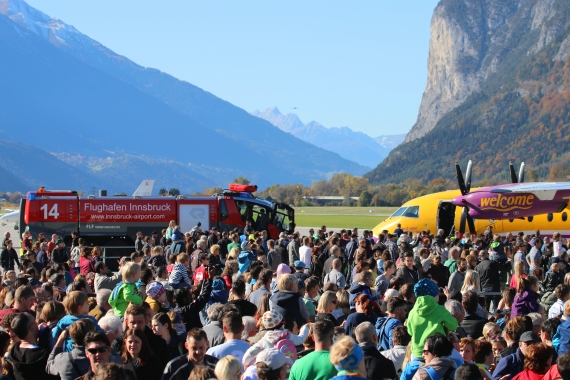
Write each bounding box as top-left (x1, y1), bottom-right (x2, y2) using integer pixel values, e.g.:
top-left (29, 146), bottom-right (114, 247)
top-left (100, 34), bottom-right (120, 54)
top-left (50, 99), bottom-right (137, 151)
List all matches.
top-left (412, 356), bottom-right (457, 380)
top-left (46, 344), bottom-right (123, 380)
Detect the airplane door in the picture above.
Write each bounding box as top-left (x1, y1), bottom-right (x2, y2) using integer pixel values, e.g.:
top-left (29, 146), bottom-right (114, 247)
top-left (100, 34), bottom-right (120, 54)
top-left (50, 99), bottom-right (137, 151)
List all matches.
top-left (436, 201), bottom-right (456, 237)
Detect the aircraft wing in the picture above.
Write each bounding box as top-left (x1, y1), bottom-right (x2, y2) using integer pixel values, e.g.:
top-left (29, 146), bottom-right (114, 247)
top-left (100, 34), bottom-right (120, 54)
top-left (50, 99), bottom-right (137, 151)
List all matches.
top-left (490, 182), bottom-right (570, 201)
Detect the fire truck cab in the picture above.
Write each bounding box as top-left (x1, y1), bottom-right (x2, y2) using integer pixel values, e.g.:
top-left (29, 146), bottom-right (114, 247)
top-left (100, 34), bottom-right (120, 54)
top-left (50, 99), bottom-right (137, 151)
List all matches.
top-left (20, 185), bottom-right (295, 247)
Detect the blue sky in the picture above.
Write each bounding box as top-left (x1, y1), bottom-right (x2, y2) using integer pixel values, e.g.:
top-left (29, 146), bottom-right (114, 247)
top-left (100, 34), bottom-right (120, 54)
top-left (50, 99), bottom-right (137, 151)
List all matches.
top-left (26, 0), bottom-right (439, 137)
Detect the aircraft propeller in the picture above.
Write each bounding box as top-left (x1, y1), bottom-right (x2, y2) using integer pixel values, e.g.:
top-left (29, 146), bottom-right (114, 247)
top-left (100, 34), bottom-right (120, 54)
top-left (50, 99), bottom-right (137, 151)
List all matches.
top-left (455, 160), bottom-right (476, 234)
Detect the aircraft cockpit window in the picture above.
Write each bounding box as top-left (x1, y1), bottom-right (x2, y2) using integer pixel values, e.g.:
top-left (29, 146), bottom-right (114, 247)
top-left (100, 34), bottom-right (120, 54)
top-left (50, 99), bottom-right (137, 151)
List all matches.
top-left (391, 207), bottom-right (407, 217)
top-left (402, 206), bottom-right (419, 218)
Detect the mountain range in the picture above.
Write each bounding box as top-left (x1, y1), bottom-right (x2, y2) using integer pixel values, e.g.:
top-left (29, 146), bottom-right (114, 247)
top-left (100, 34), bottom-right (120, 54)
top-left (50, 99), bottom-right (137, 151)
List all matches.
top-left (252, 107), bottom-right (405, 169)
top-left (367, 0), bottom-right (570, 185)
top-left (0, 0), bottom-right (369, 194)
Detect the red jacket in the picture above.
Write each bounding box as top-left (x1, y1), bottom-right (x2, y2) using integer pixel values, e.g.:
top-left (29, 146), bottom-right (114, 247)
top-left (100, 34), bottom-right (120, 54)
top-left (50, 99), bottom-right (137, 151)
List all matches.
top-left (542, 365), bottom-right (562, 380)
top-left (80, 257), bottom-right (95, 275)
top-left (512, 369), bottom-right (549, 380)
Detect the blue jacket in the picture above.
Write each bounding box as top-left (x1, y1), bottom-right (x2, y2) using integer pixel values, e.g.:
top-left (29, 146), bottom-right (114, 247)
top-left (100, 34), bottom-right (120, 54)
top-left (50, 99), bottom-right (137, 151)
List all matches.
top-left (556, 319), bottom-right (570, 356)
top-left (51, 314), bottom-right (103, 352)
top-left (349, 282), bottom-right (377, 309)
top-left (375, 316), bottom-right (403, 351)
top-left (400, 359), bottom-right (422, 380)
top-left (492, 348), bottom-right (524, 380)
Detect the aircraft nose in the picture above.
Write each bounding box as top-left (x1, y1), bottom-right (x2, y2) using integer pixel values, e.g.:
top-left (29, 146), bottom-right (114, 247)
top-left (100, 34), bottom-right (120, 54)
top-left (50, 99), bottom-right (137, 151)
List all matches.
top-left (451, 196), bottom-right (464, 206)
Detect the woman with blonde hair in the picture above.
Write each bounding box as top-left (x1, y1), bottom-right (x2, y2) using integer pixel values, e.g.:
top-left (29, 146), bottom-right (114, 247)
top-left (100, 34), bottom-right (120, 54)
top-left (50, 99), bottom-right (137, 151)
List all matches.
top-left (482, 322), bottom-right (502, 341)
top-left (228, 246), bottom-right (240, 261)
top-left (214, 355), bottom-right (242, 380)
top-left (332, 289), bottom-right (351, 324)
top-left (166, 220), bottom-right (176, 240)
top-left (315, 290), bottom-right (339, 326)
top-left (461, 270), bottom-right (481, 294)
top-left (509, 260), bottom-right (527, 289)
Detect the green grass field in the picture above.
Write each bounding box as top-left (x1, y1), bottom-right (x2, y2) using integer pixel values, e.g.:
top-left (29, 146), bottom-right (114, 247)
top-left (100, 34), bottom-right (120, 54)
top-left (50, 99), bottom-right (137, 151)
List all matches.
top-left (295, 206), bottom-right (398, 229)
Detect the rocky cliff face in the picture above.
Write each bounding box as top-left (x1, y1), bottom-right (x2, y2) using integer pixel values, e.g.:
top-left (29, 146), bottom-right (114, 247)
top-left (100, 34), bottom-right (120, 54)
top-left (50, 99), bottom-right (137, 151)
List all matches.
top-left (367, 0), bottom-right (570, 185)
top-left (405, 0), bottom-right (568, 142)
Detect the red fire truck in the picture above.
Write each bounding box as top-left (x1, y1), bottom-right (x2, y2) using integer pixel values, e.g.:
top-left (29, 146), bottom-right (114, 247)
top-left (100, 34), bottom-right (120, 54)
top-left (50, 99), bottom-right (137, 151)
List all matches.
top-left (19, 185), bottom-right (295, 249)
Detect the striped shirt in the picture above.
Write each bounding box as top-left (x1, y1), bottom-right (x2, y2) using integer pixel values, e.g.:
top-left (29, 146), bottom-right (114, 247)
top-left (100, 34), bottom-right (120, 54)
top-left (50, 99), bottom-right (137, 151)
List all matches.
top-left (169, 262), bottom-right (191, 285)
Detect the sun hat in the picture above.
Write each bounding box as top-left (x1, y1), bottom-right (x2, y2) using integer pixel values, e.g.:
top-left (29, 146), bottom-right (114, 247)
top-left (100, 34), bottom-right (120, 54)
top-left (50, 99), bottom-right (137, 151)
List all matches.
top-left (262, 310), bottom-right (284, 329)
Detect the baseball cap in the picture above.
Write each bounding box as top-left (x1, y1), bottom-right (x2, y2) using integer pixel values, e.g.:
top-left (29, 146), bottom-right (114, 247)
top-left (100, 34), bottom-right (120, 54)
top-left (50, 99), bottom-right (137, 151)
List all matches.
top-left (256, 348), bottom-right (293, 370)
top-left (241, 240), bottom-right (251, 250)
top-left (55, 239), bottom-right (63, 245)
top-left (151, 231), bottom-right (158, 235)
top-left (519, 331), bottom-right (540, 343)
top-left (293, 260), bottom-right (306, 268)
top-left (146, 282), bottom-right (165, 299)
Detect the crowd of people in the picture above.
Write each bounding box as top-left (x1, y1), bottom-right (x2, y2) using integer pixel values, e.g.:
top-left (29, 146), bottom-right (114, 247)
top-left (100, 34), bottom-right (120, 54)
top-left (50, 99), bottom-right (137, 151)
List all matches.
top-left (1, 222), bottom-right (570, 380)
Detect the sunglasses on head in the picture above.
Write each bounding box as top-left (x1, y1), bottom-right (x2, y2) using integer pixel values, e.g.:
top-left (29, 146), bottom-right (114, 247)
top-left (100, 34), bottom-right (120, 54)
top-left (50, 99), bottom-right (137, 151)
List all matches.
top-left (87, 346), bottom-right (109, 354)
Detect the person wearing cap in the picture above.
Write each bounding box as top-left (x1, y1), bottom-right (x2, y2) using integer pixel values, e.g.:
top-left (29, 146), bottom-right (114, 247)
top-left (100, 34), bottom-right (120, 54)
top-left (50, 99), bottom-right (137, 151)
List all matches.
top-left (145, 282), bottom-right (168, 313)
top-left (292, 261), bottom-right (309, 282)
top-left (242, 309), bottom-right (309, 370)
top-left (492, 331), bottom-right (541, 380)
top-left (407, 278), bottom-right (458, 359)
top-left (238, 241), bottom-right (256, 274)
top-left (251, 348), bottom-right (291, 380)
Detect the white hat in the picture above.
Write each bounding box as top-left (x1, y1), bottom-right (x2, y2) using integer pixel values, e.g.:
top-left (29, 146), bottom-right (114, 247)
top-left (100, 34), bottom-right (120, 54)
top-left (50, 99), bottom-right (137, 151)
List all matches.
top-left (256, 348), bottom-right (293, 370)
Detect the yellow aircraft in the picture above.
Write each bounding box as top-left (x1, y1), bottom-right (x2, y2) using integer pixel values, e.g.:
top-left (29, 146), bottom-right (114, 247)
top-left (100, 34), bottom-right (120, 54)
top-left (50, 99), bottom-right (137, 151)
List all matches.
top-left (371, 189), bottom-right (570, 237)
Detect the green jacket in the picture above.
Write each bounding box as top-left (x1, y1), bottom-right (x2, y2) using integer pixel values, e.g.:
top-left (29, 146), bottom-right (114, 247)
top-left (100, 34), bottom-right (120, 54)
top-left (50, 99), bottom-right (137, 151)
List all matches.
top-left (444, 258), bottom-right (457, 274)
top-left (109, 282), bottom-right (142, 317)
top-left (407, 295), bottom-right (458, 358)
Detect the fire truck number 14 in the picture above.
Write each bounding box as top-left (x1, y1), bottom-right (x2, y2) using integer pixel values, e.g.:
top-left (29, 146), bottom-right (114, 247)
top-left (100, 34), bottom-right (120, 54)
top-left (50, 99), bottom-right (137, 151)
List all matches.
top-left (40, 204), bottom-right (60, 220)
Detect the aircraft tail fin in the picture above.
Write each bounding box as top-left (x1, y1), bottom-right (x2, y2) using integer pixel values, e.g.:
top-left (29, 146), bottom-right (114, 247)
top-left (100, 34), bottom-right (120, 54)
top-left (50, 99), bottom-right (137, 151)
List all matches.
top-left (132, 180), bottom-right (155, 197)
